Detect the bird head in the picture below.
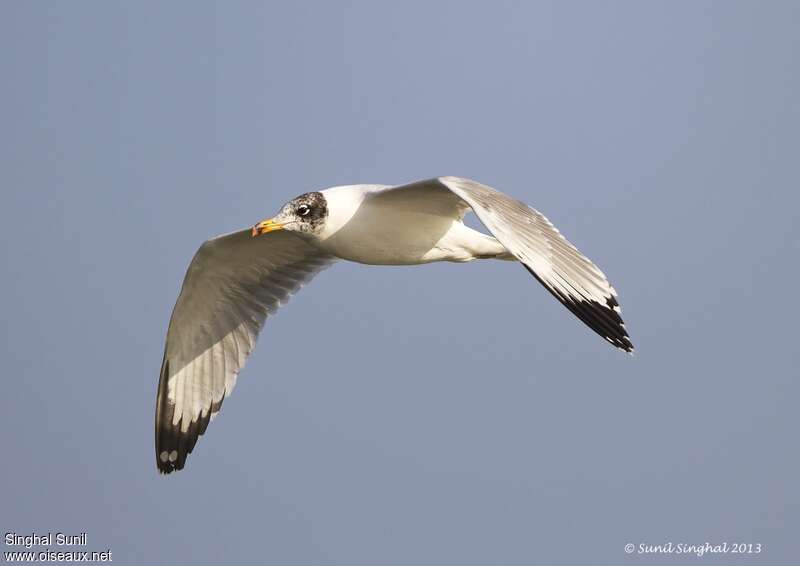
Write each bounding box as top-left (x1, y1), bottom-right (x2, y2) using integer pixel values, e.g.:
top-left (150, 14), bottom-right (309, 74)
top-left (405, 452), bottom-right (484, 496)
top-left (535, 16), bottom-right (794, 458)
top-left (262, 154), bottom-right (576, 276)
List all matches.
top-left (252, 192), bottom-right (328, 238)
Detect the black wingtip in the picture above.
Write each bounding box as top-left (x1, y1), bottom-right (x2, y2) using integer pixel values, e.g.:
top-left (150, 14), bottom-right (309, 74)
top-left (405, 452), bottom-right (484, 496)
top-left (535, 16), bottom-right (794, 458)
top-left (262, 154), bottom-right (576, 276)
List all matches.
top-left (522, 265), bottom-right (634, 353)
top-left (155, 358), bottom-right (221, 474)
top-left (155, 403), bottom-right (221, 475)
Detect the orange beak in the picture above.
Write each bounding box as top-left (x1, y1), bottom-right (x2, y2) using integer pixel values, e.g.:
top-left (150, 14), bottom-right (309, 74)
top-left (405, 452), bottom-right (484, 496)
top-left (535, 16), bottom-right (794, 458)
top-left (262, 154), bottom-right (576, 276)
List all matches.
top-left (251, 218), bottom-right (285, 237)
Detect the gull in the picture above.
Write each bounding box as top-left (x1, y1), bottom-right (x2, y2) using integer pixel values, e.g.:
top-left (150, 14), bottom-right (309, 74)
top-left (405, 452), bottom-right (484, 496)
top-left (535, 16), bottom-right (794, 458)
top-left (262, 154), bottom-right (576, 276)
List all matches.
top-left (155, 176), bottom-right (633, 473)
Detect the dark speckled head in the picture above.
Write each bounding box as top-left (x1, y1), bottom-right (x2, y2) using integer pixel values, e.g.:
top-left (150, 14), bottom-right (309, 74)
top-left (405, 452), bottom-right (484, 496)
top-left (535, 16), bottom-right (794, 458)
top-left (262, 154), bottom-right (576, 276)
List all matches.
top-left (252, 191), bottom-right (329, 239)
top-left (289, 191), bottom-right (327, 233)
top-left (269, 191), bottom-right (328, 237)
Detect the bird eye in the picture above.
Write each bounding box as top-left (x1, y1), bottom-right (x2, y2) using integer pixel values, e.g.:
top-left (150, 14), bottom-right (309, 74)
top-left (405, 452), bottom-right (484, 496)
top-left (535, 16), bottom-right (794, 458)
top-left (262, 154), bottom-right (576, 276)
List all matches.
top-left (297, 205), bottom-right (310, 216)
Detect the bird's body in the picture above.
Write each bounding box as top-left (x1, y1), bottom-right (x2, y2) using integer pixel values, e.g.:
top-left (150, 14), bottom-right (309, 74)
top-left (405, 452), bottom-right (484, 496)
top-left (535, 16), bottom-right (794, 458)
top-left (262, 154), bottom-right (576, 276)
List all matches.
top-left (155, 176), bottom-right (634, 474)
top-left (317, 183), bottom-right (510, 264)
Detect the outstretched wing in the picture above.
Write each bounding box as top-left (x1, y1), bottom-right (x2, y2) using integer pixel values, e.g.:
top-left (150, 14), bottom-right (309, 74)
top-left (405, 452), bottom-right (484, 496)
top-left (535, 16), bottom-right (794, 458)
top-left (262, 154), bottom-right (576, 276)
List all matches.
top-left (155, 229), bottom-right (335, 473)
top-left (375, 177), bottom-right (634, 352)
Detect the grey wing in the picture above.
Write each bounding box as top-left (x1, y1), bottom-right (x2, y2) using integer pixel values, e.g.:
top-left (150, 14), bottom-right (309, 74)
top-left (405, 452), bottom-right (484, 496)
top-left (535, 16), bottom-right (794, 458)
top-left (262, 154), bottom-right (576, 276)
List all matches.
top-left (377, 177), bottom-right (634, 352)
top-left (155, 229), bottom-right (336, 474)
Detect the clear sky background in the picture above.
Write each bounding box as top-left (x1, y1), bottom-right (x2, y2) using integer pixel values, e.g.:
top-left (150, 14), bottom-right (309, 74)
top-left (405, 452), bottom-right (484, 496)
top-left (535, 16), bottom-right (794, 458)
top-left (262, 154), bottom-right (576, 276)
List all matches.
top-left (2, 2), bottom-right (798, 565)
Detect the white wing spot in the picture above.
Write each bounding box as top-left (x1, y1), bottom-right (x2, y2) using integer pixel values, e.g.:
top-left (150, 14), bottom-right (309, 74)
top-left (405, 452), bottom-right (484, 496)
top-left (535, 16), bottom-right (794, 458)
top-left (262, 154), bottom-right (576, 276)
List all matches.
top-left (159, 451), bottom-right (169, 463)
top-left (168, 450), bottom-right (178, 462)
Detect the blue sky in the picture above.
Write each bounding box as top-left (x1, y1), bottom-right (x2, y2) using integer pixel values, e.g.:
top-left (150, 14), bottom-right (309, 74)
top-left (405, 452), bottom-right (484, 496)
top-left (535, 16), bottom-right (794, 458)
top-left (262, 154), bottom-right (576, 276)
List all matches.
top-left (2, 2), bottom-right (798, 564)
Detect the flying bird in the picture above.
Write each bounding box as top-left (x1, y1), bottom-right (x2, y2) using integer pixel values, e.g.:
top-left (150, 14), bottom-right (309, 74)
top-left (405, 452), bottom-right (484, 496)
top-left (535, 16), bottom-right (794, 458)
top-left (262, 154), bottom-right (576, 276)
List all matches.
top-left (155, 177), bottom-right (633, 473)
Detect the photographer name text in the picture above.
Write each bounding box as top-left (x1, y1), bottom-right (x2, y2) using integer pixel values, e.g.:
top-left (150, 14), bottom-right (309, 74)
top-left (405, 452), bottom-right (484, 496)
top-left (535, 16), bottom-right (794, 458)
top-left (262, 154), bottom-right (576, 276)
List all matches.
top-left (5, 533), bottom-right (87, 549)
